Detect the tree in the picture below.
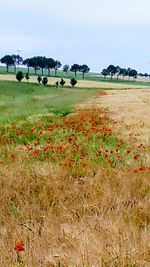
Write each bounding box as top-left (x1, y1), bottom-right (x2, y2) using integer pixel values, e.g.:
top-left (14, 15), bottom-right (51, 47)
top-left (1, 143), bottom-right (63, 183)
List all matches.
top-left (12, 54), bottom-right (23, 73)
top-left (107, 65), bottom-right (117, 80)
top-left (25, 73), bottom-right (30, 83)
top-left (63, 65), bottom-right (69, 76)
top-left (37, 75), bottom-right (42, 84)
top-left (23, 58), bottom-right (30, 73)
top-left (1, 55), bottom-right (14, 73)
top-left (79, 64), bottom-right (90, 79)
top-left (16, 71), bottom-right (24, 82)
top-left (42, 77), bottom-right (48, 86)
top-left (119, 68), bottom-right (128, 80)
top-left (46, 58), bottom-right (55, 76)
top-left (38, 56), bottom-right (47, 75)
top-left (60, 78), bottom-right (66, 88)
top-left (127, 68), bottom-right (131, 80)
top-left (70, 78), bottom-right (77, 87)
top-left (116, 66), bottom-right (121, 80)
top-left (101, 68), bottom-right (109, 79)
top-left (54, 60), bottom-right (62, 76)
top-left (70, 64), bottom-right (80, 78)
top-left (29, 57), bottom-right (40, 75)
top-left (129, 69), bottom-right (138, 80)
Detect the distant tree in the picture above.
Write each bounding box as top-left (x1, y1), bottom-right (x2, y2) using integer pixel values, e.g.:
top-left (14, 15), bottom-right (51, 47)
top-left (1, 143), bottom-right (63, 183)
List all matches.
top-left (37, 75), bottom-right (42, 84)
top-left (1, 55), bottom-right (14, 73)
top-left (127, 68), bottom-right (131, 80)
top-left (55, 81), bottom-right (59, 88)
top-left (23, 58), bottom-right (30, 73)
top-left (60, 78), bottom-right (66, 88)
top-left (54, 60), bottom-right (62, 76)
top-left (38, 56), bottom-right (47, 75)
top-left (29, 57), bottom-right (40, 75)
top-left (70, 64), bottom-right (80, 78)
top-left (16, 71), bottom-right (24, 82)
top-left (119, 68), bottom-right (128, 80)
top-left (79, 64), bottom-right (90, 79)
top-left (129, 69), bottom-right (138, 80)
top-left (12, 54), bottom-right (23, 73)
top-left (25, 73), bottom-right (30, 83)
top-left (144, 73), bottom-right (149, 77)
top-left (63, 65), bottom-right (69, 76)
top-left (101, 68), bottom-right (109, 79)
top-left (70, 78), bottom-right (77, 87)
top-left (42, 77), bottom-right (48, 86)
top-left (46, 58), bottom-right (55, 76)
top-left (116, 66), bottom-right (121, 80)
top-left (107, 65), bottom-right (117, 80)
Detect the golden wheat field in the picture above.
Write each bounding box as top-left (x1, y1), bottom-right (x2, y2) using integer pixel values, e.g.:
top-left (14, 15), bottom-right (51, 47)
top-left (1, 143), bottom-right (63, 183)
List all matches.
top-left (0, 86), bottom-right (150, 266)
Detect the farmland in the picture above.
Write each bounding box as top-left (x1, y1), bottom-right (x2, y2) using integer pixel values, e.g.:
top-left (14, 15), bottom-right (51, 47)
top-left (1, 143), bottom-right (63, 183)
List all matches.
top-left (0, 80), bottom-right (150, 266)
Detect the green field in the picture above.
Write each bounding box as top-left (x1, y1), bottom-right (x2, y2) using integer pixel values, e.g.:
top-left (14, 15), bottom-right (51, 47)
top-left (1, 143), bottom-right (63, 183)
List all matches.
top-left (0, 80), bottom-right (97, 123)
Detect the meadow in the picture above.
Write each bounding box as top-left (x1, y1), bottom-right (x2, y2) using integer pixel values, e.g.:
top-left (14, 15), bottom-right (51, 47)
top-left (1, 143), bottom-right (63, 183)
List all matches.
top-left (0, 80), bottom-right (150, 266)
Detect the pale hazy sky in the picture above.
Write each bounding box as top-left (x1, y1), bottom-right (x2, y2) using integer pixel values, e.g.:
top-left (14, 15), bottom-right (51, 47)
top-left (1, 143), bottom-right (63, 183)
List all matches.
top-left (0, 0), bottom-right (150, 72)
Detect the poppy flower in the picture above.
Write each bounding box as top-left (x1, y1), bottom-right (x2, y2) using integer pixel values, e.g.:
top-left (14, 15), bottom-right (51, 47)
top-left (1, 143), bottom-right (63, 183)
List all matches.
top-left (134, 154), bottom-right (139, 160)
top-left (14, 241), bottom-right (24, 252)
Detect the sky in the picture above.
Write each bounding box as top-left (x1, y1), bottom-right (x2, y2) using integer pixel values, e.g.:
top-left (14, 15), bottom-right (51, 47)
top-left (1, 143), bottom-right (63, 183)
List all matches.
top-left (0, 0), bottom-right (150, 73)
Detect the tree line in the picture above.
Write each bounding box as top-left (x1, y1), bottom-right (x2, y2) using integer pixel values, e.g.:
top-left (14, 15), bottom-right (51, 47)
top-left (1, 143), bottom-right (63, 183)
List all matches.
top-left (0, 54), bottom-right (90, 79)
top-left (101, 65), bottom-right (150, 80)
top-left (1, 54), bottom-right (149, 80)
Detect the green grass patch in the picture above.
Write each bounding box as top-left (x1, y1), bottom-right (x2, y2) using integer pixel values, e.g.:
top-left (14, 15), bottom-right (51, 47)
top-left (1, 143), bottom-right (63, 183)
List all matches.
top-left (0, 80), bottom-right (97, 123)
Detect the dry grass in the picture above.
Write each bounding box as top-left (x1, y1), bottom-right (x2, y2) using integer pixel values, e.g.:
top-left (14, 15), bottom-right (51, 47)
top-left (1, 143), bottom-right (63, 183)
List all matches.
top-left (0, 74), bottom-right (148, 89)
top-left (78, 89), bottom-right (150, 165)
top-left (0, 90), bottom-right (150, 266)
top-left (0, 161), bottom-right (150, 266)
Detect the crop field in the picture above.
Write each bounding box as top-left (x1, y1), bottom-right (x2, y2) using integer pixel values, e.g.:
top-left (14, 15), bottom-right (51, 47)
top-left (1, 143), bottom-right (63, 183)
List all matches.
top-left (0, 73), bottom-right (150, 89)
top-left (0, 81), bottom-right (150, 266)
top-left (0, 65), bottom-right (150, 84)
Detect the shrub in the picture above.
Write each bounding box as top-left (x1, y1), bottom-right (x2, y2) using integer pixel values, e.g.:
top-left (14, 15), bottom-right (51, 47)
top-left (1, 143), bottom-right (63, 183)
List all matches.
top-left (37, 75), bottom-right (42, 84)
top-left (70, 78), bottom-right (77, 87)
top-left (16, 71), bottom-right (24, 82)
top-left (55, 81), bottom-right (59, 88)
top-left (42, 77), bottom-right (48, 86)
top-left (60, 78), bottom-right (66, 88)
top-left (25, 73), bottom-right (30, 83)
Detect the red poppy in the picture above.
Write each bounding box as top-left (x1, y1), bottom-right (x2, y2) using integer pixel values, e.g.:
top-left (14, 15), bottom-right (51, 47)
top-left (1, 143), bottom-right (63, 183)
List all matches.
top-left (126, 149), bottom-right (131, 154)
top-left (134, 154), bottom-right (139, 160)
top-left (14, 241), bottom-right (24, 252)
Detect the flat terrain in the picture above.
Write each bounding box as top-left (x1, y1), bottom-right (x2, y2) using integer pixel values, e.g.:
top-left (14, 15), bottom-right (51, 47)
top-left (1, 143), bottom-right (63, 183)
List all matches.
top-left (0, 73), bottom-right (150, 89)
top-left (0, 81), bottom-right (97, 122)
top-left (0, 81), bottom-right (150, 266)
top-left (79, 89), bottom-right (150, 143)
top-left (78, 88), bottom-right (150, 165)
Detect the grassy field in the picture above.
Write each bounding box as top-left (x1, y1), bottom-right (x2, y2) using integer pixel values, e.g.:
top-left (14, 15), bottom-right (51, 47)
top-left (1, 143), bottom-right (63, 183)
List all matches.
top-left (0, 81), bottom-right (97, 123)
top-left (0, 81), bottom-right (150, 266)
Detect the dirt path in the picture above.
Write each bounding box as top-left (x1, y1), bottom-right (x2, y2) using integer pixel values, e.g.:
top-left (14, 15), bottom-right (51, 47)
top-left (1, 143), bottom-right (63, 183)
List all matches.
top-left (78, 89), bottom-right (150, 164)
top-left (0, 74), bottom-right (149, 89)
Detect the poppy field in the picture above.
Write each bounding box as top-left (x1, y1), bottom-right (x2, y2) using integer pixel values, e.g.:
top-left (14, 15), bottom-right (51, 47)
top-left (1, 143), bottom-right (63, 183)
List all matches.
top-left (0, 81), bottom-right (150, 266)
